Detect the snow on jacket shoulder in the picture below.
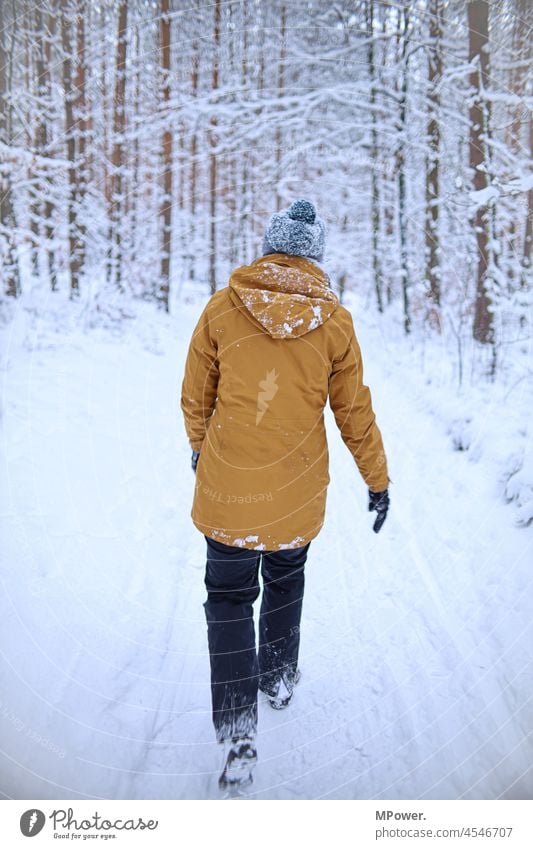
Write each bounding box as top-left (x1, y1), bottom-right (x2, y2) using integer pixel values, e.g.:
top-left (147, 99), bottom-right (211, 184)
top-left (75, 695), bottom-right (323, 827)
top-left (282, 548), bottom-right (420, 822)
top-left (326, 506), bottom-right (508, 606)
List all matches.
top-left (180, 253), bottom-right (389, 551)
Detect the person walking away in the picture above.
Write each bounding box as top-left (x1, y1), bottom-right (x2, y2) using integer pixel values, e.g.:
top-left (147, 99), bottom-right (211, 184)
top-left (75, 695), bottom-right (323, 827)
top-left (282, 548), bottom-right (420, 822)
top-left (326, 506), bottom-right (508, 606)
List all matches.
top-left (181, 199), bottom-right (390, 791)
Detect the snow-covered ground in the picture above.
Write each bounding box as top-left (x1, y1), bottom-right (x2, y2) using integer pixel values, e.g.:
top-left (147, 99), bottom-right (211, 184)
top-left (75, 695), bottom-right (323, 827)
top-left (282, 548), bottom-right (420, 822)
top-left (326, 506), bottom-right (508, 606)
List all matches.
top-left (1, 290), bottom-right (532, 800)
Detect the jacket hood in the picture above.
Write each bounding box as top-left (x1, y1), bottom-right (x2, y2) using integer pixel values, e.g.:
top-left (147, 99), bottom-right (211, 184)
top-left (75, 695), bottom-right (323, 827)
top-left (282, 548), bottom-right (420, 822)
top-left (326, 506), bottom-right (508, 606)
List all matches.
top-left (228, 253), bottom-right (339, 339)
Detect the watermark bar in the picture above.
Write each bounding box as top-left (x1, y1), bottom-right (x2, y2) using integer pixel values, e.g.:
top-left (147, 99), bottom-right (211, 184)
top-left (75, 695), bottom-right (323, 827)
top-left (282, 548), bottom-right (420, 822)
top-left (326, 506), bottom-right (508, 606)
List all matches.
top-left (1, 800), bottom-right (532, 847)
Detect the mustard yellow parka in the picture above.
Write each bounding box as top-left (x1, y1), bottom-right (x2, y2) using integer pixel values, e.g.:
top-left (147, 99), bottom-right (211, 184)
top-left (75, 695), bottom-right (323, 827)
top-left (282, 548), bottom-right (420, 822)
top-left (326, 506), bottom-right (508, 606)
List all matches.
top-left (181, 253), bottom-right (389, 551)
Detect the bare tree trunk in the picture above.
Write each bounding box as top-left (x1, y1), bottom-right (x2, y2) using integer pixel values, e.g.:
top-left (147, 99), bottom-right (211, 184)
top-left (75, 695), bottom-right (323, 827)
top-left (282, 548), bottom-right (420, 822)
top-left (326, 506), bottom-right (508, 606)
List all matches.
top-left (338, 203), bottom-right (349, 303)
top-left (159, 0), bottom-right (172, 311)
top-left (275, 4), bottom-right (286, 210)
top-left (505, 1), bottom-right (523, 285)
top-left (424, 0), bottom-right (442, 318)
top-left (226, 2), bottom-right (237, 268)
top-left (468, 0), bottom-right (493, 344)
top-left (61, 5), bottom-right (81, 297)
top-left (175, 47), bottom-right (185, 287)
top-left (100, 6), bottom-right (111, 214)
top-left (24, 7), bottom-right (41, 274)
top-left (253, 9), bottom-right (266, 242)
top-left (34, 5), bottom-right (58, 290)
top-left (522, 111), bottom-right (532, 297)
top-left (208, 0), bottom-right (220, 295)
top-left (74, 4), bottom-right (87, 278)
top-left (0, 7), bottom-right (20, 297)
top-left (33, 4), bottom-right (46, 272)
top-left (367, 0), bottom-right (383, 313)
top-left (384, 173), bottom-right (395, 305)
top-left (107, 1), bottom-right (128, 291)
top-left (188, 39), bottom-right (199, 282)
top-left (396, 4), bottom-right (411, 334)
top-left (240, 2), bottom-right (250, 264)
top-left (515, 0), bottom-right (532, 302)
top-left (129, 22), bottom-right (140, 280)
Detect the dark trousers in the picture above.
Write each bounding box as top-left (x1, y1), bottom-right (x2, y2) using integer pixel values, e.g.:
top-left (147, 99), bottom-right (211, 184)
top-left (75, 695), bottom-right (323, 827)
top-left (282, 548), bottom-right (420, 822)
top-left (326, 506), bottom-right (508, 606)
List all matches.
top-left (203, 535), bottom-right (310, 743)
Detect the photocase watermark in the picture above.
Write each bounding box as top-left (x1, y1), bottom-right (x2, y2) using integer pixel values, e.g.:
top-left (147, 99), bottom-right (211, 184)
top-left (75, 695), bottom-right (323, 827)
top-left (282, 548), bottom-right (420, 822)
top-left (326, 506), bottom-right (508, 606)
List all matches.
top-left (256, 368), bottom-right (279, 425)
top-left (0, 699), bottom-right (66, 759)
top-left (19, 806), bottom-right (159, 838)
top-left (195, 479), bottom-right (273, 504)
top-left (20, 809), bottom-right (45, 837)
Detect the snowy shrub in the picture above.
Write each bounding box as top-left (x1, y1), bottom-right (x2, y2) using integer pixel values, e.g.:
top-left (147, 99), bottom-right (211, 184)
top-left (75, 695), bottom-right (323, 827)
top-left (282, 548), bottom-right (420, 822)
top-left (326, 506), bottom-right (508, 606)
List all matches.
top-left (448, 418), bottom-right (473, 452)
top-left (504, 452), bottom-right (533, 527)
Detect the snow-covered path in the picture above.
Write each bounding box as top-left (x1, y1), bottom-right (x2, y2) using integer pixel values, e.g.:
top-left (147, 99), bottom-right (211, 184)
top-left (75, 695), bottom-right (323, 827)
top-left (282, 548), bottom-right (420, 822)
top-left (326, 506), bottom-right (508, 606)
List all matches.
top-left (1, 301), bottom-right (532, 800)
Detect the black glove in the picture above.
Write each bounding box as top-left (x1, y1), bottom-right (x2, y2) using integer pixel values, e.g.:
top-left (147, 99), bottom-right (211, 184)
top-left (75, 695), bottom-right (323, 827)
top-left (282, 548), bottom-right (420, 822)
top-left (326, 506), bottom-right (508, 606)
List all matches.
top-left (368, 488), bottom-right (389, 534)
top-left (191, 450), bottom-right (200, 473)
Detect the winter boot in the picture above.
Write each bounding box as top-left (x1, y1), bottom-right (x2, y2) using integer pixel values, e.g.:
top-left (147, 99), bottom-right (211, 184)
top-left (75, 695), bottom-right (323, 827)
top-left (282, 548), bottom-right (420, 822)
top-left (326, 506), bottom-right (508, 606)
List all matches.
top-left (259, 668), bottom-right (301, 710)
top-left (218, 736), bottom-right (257, 792)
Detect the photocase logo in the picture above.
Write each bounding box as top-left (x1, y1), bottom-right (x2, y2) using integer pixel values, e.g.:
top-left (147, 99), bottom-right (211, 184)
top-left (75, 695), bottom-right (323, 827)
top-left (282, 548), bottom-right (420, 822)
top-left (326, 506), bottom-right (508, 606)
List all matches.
top-left (256, 368), bottom-right (279, 425)
top-left (20, 809), bottom-right (45, 837)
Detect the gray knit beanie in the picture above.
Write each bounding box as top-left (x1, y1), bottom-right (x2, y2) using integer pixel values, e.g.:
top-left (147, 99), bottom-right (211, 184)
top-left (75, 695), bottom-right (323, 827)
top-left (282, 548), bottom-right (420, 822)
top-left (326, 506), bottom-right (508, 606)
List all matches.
top-left (262, 199), bottom-right (326, 262)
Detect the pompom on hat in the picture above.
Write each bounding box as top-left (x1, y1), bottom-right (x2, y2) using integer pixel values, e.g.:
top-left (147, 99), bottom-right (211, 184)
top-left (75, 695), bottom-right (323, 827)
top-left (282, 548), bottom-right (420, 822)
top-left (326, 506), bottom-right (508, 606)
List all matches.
top-left (262, 199), bottom-right (326, 262)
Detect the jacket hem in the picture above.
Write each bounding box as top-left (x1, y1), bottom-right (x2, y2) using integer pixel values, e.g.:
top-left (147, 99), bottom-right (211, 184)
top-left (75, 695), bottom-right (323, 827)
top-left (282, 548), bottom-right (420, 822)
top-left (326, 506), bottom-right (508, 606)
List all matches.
top-left (191, 515), bottom-right (322, 552)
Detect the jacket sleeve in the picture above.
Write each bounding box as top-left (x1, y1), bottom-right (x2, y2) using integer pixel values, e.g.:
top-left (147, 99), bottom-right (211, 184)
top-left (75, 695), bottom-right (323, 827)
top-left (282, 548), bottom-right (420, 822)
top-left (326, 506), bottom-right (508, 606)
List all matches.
top-left (328, 314), bottom-right (389, 492)
top-left (180, 301), bottom-right (219, 452)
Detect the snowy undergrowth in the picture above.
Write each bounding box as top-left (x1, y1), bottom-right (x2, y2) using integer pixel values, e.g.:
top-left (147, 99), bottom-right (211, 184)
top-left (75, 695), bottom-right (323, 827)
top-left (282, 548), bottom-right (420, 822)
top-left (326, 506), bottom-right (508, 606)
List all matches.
top-left (345, 291), bottom-right (532, 528)
top-left (0, 276), bottom-right (172, 366)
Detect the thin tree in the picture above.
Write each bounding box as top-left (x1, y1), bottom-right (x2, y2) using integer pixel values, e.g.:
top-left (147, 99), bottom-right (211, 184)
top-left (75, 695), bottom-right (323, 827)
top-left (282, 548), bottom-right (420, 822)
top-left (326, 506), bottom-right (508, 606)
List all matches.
top-left (26, 7), bottom-right (40, 273)
top-left (129, 19), bottom-right (141, 281)
top-left (0, 5), bottom-right (20, 297)
top-left (522, 111), bottom-right (532, 295)
top-left (61, 2), bottom-right (82, 297)
top-left (424, 0), bottom-right (442, 317)
top-left (396, 2), bottom-right (411, 334)
top-left (159, 0), bottom-right (172, 310)
top-left (188, 36), bottom-right (199, 282)
top-left (468, 0), bottom-right (493, 344)
top-left (73, 3), bottom-right (88, 277)
top-left (34, 3), bottom-right (58, 290)
top-left (515, 0), bottom-right (532, 297)
top-left (367, 0), bottom-right (383, 313)
top-left (208, 0), bottom-right (221, 295)
top-left (107, 1), bottom-right (128, 291)
top-left (275, 3), bottom-right (286, 211)
top-left (226, 2), bottom-right (238, 268)
top-left (240, 0), bottom-right (250, 265)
